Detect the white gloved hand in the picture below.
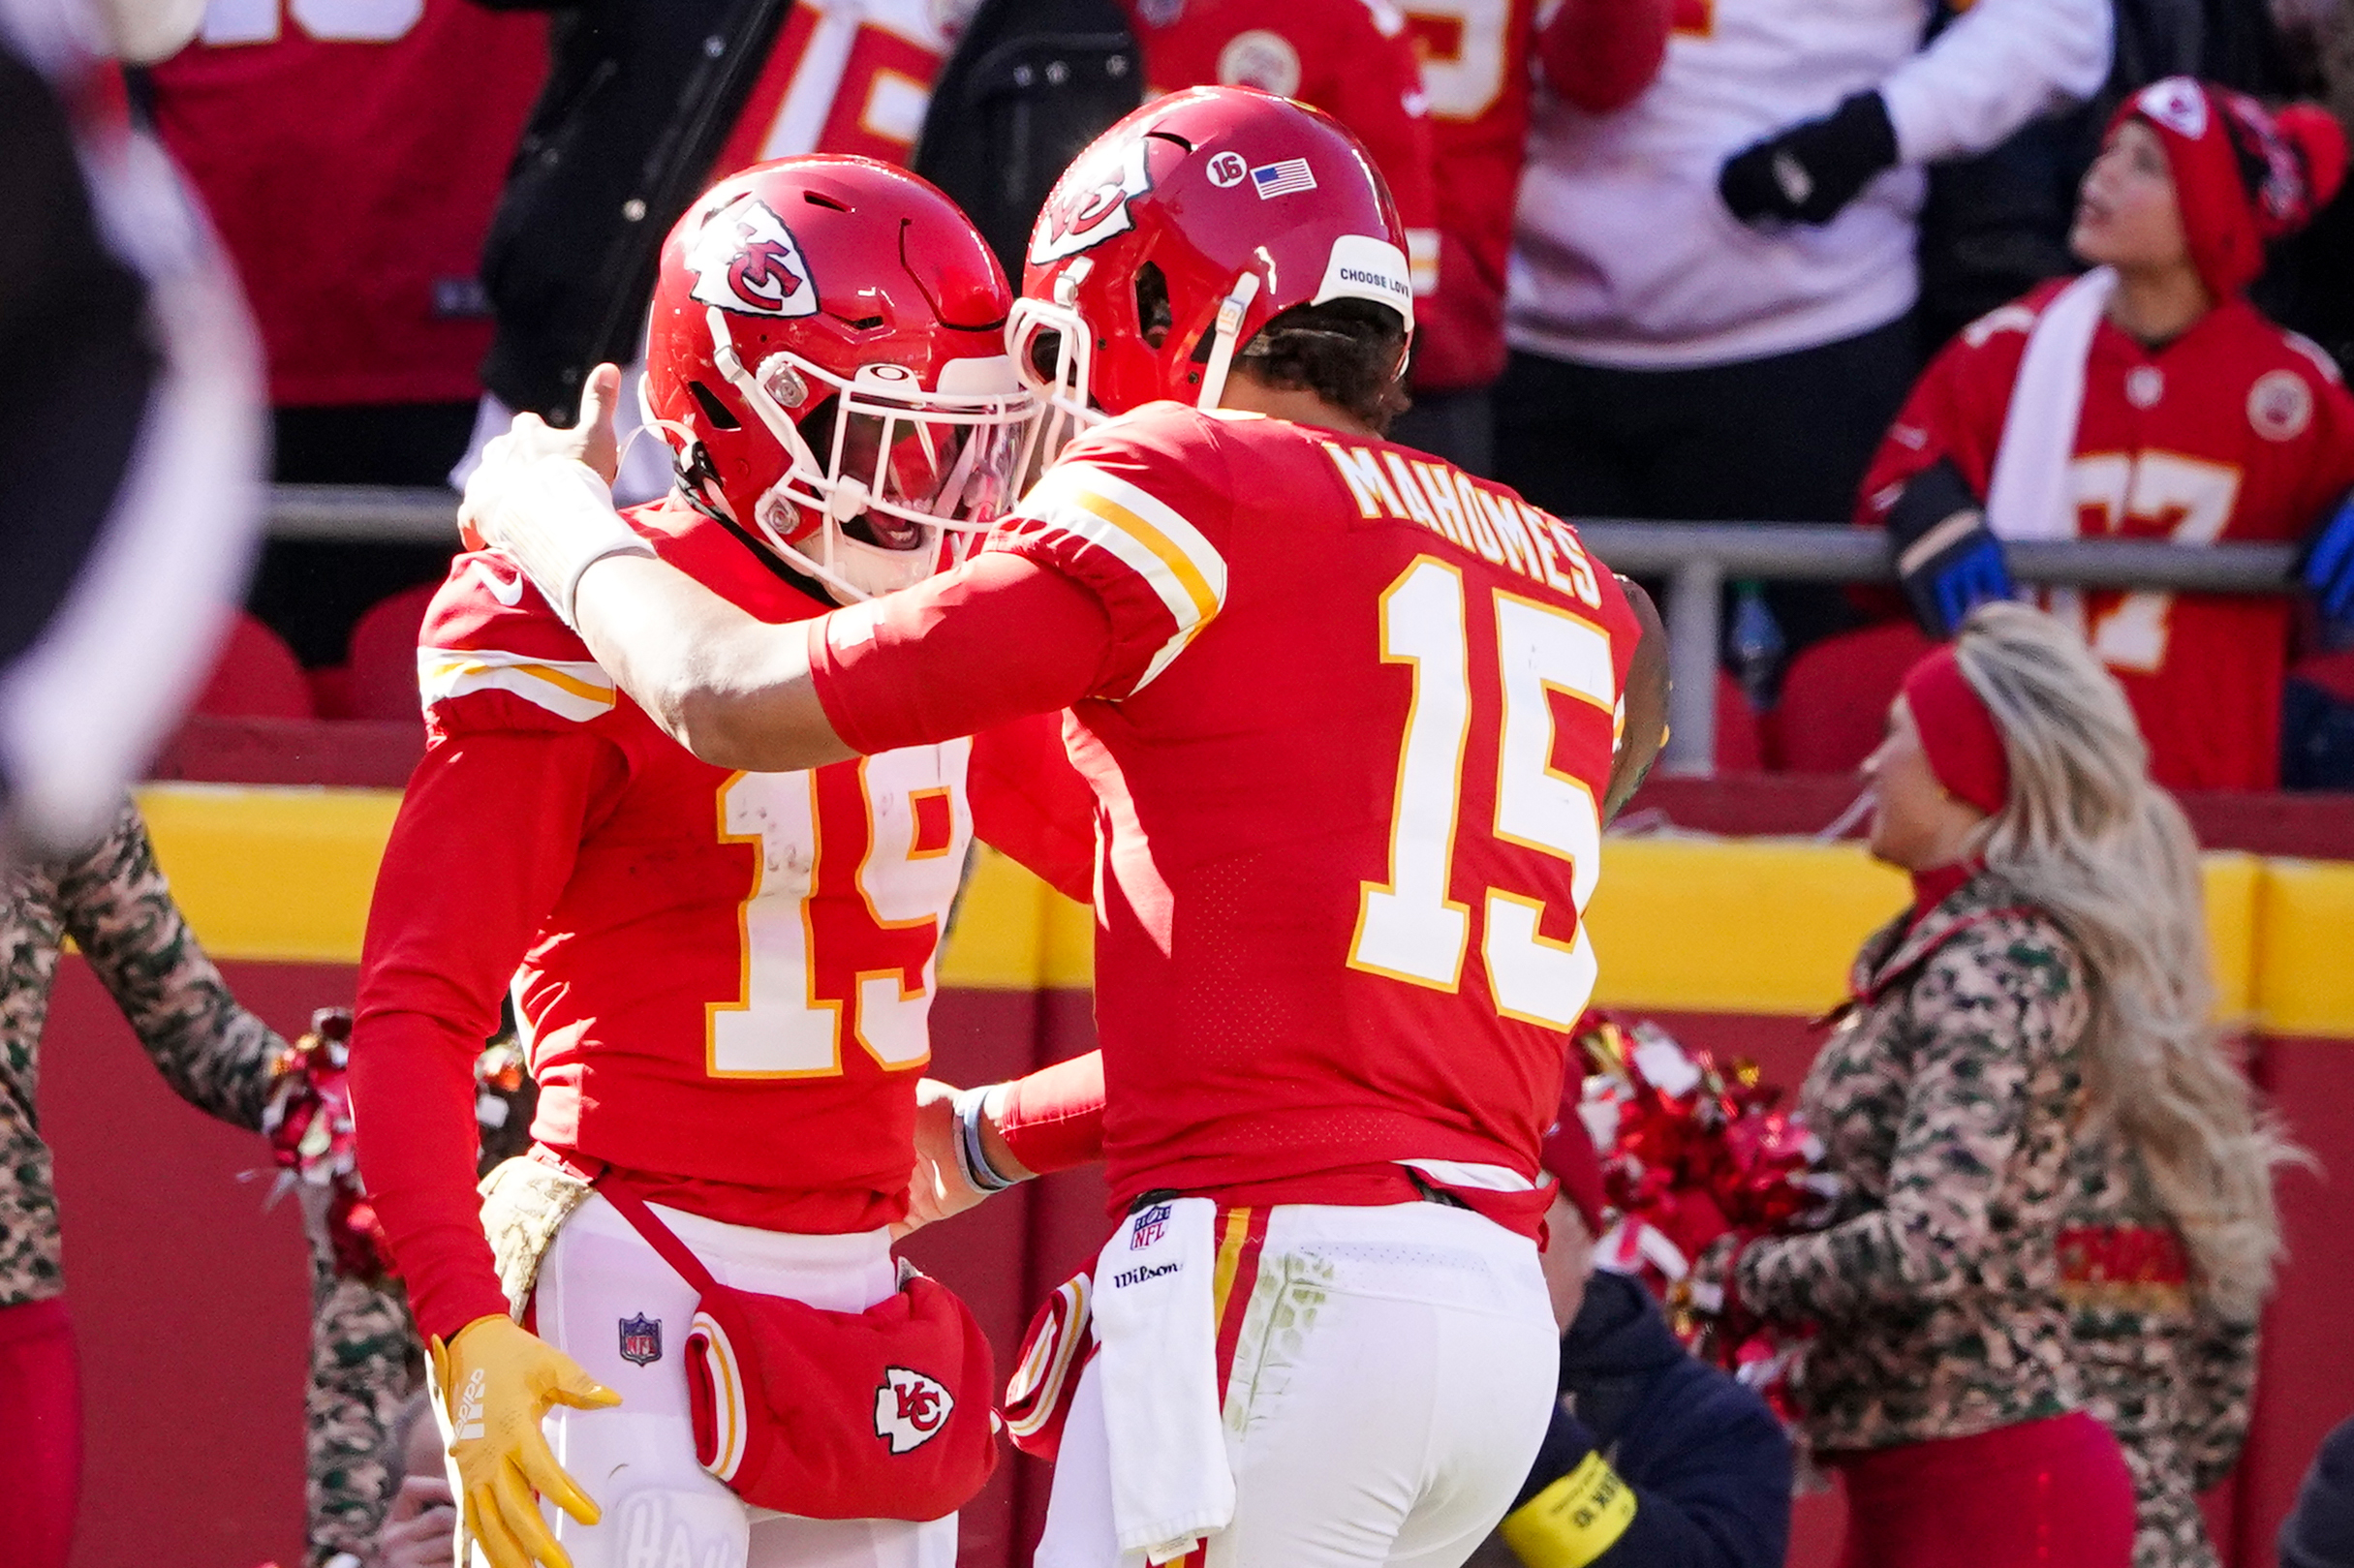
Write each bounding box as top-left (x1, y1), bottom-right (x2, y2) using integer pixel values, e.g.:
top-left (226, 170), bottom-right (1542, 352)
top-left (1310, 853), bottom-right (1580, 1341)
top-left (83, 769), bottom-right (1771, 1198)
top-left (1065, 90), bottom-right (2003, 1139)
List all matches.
top-left (458, 364), bottom-right (650, 628)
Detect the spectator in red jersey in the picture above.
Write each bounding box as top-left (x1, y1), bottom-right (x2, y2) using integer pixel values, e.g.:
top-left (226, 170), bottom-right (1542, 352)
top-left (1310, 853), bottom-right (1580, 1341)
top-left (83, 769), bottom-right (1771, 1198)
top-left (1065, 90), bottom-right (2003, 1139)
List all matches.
top-left (144, 0), bottom-right (547, 665)
top-left (1861, 79), bottom-right (2354, 791)
top-left (1114, 0), bottom-right (1440, 325)
top-left (449, 0), bottom-right (983, 511)
top-left (1390, 0), bottom-right (1669, 474)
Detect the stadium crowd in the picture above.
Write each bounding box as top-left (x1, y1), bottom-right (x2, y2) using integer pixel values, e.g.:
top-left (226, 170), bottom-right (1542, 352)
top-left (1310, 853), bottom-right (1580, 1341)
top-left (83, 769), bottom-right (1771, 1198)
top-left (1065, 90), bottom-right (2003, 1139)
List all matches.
top-left (125, 0), bottom-right (2354, 795)
top-left (4, 1), bottom-right (2354, 1567)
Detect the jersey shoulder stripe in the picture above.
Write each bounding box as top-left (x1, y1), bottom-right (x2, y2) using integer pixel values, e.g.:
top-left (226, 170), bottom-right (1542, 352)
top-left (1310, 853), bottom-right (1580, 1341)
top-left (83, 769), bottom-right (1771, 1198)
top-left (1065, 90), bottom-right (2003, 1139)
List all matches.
top-left (418, 647), bottom-right (616, 723)
top-left (1020, 460), bottom-right (1229, 691)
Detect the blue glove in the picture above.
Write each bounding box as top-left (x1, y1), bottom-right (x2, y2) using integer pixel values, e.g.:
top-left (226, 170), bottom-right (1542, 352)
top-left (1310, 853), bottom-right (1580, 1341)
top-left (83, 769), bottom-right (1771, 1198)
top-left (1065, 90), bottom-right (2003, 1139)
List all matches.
top-left (1886, 459), bottom-right (2014, 637)
top-left (1933, 532), bottom-right (2015, 632)
top-left (2303, 493), bottom-right (2354, 627)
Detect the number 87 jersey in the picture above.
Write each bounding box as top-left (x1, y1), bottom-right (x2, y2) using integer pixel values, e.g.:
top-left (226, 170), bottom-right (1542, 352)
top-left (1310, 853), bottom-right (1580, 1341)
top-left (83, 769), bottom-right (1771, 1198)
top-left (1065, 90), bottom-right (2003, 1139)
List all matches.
top-left (974, 402), bottom-right (1641, 1215)
top-left (351, 499), bottom-right (1093, 1343)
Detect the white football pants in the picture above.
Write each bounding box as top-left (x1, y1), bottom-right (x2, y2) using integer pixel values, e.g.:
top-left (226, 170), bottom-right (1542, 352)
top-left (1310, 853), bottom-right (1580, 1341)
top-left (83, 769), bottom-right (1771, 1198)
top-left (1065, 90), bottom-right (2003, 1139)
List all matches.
top-left (515, 1192), bottom-right (957, 1568)
top-left (1036, 1201), bottom-right (1560, 1568)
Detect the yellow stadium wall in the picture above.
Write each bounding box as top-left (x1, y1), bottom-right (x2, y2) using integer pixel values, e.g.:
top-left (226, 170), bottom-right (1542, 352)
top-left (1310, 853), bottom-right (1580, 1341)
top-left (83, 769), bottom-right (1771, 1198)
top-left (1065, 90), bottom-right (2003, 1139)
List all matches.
top-left (40, 786), bottom-right (2354, 1568)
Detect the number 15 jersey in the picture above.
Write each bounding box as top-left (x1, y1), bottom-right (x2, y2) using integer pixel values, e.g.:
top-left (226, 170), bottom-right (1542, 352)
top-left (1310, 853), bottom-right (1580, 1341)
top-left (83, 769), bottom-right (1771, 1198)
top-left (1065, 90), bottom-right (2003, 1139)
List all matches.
top-left (816, 404), bottom-right (1643, 1218)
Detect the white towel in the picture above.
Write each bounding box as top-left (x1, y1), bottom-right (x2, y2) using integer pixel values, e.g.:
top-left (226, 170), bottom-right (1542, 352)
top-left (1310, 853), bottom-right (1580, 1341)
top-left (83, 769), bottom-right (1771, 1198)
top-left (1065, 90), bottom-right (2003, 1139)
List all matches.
top-left (1984, 266), bottom-right (2116, 543)
top-left (1090, 1196), bottom-right (1234, 1563)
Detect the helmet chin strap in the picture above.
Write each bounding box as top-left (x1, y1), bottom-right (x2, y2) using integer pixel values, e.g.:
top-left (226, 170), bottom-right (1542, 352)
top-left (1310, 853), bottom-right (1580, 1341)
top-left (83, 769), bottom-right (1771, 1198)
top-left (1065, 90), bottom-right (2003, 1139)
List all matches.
top-left (1192, 271), bottom-right (1263, 414)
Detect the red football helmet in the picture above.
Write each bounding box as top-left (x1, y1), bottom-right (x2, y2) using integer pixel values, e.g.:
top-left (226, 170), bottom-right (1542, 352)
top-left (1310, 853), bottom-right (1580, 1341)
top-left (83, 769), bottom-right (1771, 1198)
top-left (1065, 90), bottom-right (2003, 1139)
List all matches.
top-left (642, 157), bottom-right (1034, 601)
top-left (1008, 86), bottom-right (1415, 455)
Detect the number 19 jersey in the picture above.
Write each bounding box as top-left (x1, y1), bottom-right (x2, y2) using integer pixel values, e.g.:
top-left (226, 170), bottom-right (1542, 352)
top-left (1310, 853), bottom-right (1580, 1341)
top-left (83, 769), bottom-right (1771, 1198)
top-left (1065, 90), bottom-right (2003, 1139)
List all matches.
top-left (353, 497), bottom-right (1092, 1338)
top-left (984, 404), bottom-right (1641, 1214)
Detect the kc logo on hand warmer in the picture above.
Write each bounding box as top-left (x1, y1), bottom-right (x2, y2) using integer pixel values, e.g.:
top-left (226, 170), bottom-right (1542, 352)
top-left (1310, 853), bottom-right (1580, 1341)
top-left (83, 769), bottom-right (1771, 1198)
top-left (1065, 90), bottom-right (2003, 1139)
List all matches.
top-left (875, 1367), bottom-right (953, 1453)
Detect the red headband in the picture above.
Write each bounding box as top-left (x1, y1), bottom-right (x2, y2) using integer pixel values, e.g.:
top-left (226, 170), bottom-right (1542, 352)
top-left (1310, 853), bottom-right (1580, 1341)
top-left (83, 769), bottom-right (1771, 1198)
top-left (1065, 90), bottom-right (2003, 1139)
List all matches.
top-left (1542, 1072), bottom-right (1608, 1240)
top-left (2113, 77), bottom-right (2348, 299)
top-left (1902, 645), bottom-right (2010, 816)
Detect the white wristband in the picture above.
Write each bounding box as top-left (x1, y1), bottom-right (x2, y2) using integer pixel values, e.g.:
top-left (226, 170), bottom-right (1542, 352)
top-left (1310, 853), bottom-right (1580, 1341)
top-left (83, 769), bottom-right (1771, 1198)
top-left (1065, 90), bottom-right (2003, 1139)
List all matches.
top-left (953, 1083), bottom-right (1025, 1193)
top-left (470, 459), bottom-right (654, 629)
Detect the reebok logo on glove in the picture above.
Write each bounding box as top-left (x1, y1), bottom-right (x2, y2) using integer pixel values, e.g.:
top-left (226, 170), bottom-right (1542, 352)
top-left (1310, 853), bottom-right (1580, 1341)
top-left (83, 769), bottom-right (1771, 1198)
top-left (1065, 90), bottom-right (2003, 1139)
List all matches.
top-left (454, 1368), bottom-right (488, 1442)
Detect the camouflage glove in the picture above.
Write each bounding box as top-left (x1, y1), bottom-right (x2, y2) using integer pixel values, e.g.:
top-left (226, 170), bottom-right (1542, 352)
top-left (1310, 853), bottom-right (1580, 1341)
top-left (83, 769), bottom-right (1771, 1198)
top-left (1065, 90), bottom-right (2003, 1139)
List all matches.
top-left (428, 1314), bottom-right (620, 1568)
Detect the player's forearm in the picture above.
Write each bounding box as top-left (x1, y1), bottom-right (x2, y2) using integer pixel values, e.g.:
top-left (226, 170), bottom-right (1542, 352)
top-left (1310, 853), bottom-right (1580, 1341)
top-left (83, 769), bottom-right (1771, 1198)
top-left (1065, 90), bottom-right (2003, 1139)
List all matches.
top-left (347, 1009), bottom-right (513, 1340)
top-left (970, 1051), bottom-right (1109, 1184)
top-left (1604, 578), bottom-right (1669, 821)
top-left (572, 552), bottom-right (855, 773)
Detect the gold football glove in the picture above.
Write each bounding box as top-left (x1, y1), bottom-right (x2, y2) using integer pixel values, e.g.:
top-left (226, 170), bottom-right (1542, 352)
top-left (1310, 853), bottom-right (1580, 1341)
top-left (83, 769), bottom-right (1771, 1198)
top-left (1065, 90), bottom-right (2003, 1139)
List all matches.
top-left (429, 1314), bottom-right (621, 1568)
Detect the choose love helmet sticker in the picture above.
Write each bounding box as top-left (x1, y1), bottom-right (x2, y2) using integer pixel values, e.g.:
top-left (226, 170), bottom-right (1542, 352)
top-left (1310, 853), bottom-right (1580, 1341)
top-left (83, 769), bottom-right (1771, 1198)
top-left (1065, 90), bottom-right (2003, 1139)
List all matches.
top-left (688, 194), bottom-right (819, 319)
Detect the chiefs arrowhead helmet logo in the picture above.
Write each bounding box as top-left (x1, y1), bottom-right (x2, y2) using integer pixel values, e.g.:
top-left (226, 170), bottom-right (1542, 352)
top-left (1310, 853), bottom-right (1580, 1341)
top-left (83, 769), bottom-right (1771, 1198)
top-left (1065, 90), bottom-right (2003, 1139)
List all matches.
top-left (687, 195), bottom-right (819, 319)
top-left (1029, 136), bottom-right (1155, 268)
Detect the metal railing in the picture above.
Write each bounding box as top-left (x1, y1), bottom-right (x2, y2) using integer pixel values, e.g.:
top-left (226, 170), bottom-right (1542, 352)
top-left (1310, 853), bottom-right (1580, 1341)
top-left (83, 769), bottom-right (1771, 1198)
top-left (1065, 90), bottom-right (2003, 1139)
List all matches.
top-left (266, 489), bottom-right (2304, 777)
top-left (1576, 522), bottom-right (2300, 775)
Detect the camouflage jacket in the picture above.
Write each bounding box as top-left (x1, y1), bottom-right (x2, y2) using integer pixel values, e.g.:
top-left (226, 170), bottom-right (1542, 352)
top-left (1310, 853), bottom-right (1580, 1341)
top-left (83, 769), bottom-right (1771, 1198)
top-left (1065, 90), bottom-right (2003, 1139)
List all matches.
top-left (1734, 869), bottom-right (2092, 1454)
top-left (2061, 1128), bottom-right (2258, 1568)
top-left (0, 798), bottom-right (282, 1307)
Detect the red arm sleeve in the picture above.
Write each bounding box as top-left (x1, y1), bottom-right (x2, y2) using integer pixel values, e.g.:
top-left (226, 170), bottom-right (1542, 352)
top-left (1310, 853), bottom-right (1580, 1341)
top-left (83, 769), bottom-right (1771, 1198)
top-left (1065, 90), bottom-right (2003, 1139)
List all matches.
top-left (968, 712), bottom-right (1097, 906)
top-left (1536, 0), bottom-right (1672, 116)
top-left (348, 729), bottom-right (621, 1341)
top-left (999, 1050), bottom-right (1106, 1176)
top-left (808, 550), bottom-right (1115, 757)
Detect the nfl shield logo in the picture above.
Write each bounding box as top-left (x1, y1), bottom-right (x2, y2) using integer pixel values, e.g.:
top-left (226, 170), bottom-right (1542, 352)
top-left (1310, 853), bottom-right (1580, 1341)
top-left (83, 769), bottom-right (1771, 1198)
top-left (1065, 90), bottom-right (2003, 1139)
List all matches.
top-left (1131, 1203), bottom-right (1171, 1249)
top-left (618, 1314), bottom-right (663, 1367)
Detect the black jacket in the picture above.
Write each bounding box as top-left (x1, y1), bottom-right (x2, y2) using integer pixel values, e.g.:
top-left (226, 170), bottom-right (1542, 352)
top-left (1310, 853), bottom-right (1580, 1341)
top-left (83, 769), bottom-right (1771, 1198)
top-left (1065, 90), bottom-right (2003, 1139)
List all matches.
top-left (1476, 1272), bottom-right (1792, 1568)
top-left (2279, 1415), bottom-right (2354, 1568)
top-left (909, 0), bottom-right (1138, 282)
top-left (468, 0), bottom-right (795, 421)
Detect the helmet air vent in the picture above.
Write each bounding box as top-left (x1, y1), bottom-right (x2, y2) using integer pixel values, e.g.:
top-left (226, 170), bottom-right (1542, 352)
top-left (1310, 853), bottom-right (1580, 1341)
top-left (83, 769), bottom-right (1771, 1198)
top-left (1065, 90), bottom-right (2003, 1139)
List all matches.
top-left (686, 381), bottom-right (741, 431)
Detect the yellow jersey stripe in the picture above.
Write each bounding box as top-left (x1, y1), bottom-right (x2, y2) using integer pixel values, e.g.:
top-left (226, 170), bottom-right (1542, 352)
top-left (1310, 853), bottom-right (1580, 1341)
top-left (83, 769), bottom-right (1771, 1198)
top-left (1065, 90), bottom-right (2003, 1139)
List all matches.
top-left (1025, 463), bottom-right (1228, 690)
top-left (1209, 1206), bottom-right (1254, 1324)
top-left (418, 646), bottom-right (616, 723)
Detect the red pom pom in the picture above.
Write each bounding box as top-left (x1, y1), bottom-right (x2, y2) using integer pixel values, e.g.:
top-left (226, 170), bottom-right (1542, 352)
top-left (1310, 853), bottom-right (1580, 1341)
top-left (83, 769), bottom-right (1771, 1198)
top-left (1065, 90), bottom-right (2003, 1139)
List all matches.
top-left (2278, 105), bottom-right (2349, 214)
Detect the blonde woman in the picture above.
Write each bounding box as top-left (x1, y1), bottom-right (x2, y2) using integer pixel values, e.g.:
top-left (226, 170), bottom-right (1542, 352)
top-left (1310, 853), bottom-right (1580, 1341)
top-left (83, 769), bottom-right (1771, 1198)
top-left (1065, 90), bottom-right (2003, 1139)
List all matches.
top-left (1716, 602), bottom-right (2278, 1566)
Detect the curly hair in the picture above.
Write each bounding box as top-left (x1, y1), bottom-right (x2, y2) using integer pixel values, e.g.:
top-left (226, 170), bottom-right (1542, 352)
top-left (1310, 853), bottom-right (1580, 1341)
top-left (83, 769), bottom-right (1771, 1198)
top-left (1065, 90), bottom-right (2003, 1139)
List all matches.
top-left (1231, 298), bottom-right (1411, 432)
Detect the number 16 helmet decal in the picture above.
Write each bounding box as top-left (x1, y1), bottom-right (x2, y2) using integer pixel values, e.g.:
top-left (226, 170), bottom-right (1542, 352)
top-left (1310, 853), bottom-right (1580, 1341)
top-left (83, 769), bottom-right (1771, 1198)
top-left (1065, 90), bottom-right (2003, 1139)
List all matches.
top-left (642, 157), bottom-right (1037, 603)
top-left (1009, 87), bottom-right (1417, 458)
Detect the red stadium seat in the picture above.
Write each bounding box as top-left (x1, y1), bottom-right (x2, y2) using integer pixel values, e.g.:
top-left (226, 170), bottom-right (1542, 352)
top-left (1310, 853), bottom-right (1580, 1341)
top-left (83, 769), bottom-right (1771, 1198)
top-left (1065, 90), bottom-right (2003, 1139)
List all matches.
top-left (1774, 621), bottom-right (1934, 774)
top-left (191, 611), bottom-right (313, 719)
top-left (343, 582), bottom-right (440, 722)
top-left (2288, 647), bottom-right (2354, 703)
top-left (1716, 671), bottom-right (1764, 772)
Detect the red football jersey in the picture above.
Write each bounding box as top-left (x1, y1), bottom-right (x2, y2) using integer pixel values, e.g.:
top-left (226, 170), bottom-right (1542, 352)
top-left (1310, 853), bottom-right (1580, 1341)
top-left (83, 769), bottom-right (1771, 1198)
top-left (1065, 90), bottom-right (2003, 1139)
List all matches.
top-left (1859, 285), bottom-right (2354, 792)
top-left (351, 498), bottom-right (1091, 1338)
top-left (147, 0), bottom-right (546, 407)
top-left (710, 0), bottom-right (959, 174)
top-left (1118, 0), bottom-right (1440, 302)
top-left (1399, 0), bottom-right (1539, 392)
top-left (976, 406), bottom-right (1640, 1213)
